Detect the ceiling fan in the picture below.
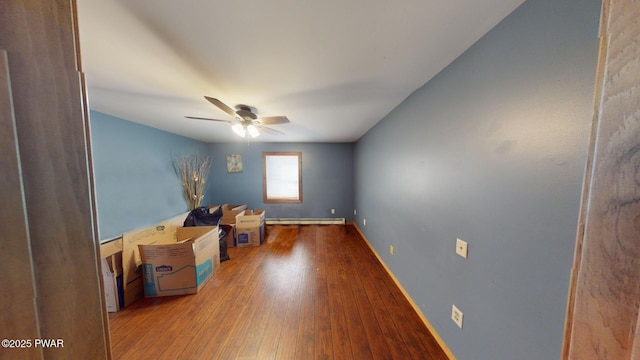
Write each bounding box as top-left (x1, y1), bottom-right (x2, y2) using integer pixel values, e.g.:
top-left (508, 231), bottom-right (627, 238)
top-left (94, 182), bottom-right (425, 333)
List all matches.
top-left (186, 96), bottom-right (290, 138)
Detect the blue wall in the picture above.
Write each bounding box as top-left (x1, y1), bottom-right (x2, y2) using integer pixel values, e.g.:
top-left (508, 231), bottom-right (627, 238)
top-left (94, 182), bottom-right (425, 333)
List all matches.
top-left (206, 142), bottom-right (354, 221)
top-left (90, 113), bottom-right (354, 239)
top-left (90, 111), bottom-right (210, 240)
top-left (354, 1), bottom-right (600, 359)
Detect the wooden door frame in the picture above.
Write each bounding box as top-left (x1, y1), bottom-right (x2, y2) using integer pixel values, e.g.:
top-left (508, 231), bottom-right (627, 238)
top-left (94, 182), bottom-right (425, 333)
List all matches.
top-left (562, 0), bottom-right (640, 358)
top-left (0, 1), bottom-right (111, 358)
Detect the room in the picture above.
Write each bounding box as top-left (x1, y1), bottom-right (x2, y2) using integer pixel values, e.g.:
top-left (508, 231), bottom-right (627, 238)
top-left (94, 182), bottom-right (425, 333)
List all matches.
top-left (3, 0), bottom-right (639, 359)
top-left (87, 0), bottom-right (600, 358)
top-left (88, 0), bottom-right (600, 358)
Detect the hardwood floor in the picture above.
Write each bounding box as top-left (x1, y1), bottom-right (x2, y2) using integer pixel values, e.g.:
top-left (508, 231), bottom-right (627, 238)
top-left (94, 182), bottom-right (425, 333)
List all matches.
top-left (109, 225), bottom-right (448, 359)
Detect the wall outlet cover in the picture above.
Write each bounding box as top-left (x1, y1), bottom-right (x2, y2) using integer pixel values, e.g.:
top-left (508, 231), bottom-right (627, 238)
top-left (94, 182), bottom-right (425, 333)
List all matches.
top-left (452, 304), bottom-right (464, 328)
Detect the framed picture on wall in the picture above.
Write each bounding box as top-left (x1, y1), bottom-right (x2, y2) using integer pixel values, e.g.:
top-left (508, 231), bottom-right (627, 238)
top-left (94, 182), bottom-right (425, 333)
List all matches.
top-left (226, 154), bottom-right (243, 173)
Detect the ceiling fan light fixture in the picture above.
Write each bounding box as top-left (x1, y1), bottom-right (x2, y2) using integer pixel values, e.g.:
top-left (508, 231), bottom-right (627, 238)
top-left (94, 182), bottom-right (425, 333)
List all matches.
top-left (232, 123), bottom-right (246, 137)
top-left (188, 97), bottom-right (289, 139)
top-left (247, 124), bottom-right (260, 138)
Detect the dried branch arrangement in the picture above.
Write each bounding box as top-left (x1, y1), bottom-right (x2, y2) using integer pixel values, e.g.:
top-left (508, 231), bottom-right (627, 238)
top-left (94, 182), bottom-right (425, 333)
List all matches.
top-left (173, 154), bottom-right (212, 210)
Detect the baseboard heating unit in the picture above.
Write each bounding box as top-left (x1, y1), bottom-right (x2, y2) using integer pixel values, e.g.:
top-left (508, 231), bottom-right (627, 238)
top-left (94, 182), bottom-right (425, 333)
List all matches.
top-left (266, 218), bottom-right (345, 225)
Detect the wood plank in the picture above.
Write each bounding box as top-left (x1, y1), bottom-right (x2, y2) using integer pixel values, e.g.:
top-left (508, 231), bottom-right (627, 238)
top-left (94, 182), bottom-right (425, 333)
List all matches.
top-left (325, 228), bottom-right (355, 360)
top-left (179, 284), bottom-right (251, 359)
top-left (390, 302), bottom-right (448, 360)
top-left (315, 227), bottom-right (335, 360)
top-left (563, 0), bottom-right (640, 358)
top-left (371, 303), bottom-right (415, 360)
top-left (255, 266), bottom-right (303, 359)
top-left (295, 227), bottom-right (318, 359)
top-left (274, 276), bottom-right (304, 358)
top-left (295, 265), bottom-right (317, 359)
top-left (336, 236), bottom-right (375, 360)
top-left (343, 233), bottom-right (395, 360)
top-left (0, 49), bottom-right (41, 360)
top-left (232, 255), bottom-right (282, 357)
top-left (157, 335), bottom-right (192, 360)
top-left (0, 1), bottom-right (109, 358)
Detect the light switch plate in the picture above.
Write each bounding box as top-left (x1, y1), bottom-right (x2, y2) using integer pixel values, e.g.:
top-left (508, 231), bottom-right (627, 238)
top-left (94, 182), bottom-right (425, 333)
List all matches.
top-left (456, 238), bottom-right (468, 259)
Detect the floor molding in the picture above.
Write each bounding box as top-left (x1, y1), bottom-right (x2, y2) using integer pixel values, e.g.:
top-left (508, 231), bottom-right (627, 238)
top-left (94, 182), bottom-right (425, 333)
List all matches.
top-left (348, 222), bottom-right (456, 360)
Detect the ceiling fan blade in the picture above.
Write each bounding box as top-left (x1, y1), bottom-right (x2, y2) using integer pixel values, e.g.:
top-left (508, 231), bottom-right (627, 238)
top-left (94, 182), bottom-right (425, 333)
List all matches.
top-left (185, 116), bottom-right (234, 123)
top-left (258, 125), bottom-right (285, 135)
top-left (204, 96), bottom-right (238, 118)
top-left (259, 116), bottom-right (290, 125)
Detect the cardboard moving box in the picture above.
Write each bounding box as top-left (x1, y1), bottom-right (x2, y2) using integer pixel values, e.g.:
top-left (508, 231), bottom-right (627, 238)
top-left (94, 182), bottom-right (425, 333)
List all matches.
top-left (220, 204), bottom-right (247, 224)
top-left (100, 238), bottom-right (124, 312)
top-left (219, 204), bottom-right (247, 247)
top-left (121, 213), bottom-right (187, 306)
top-left (235, 210), bottom-right (265, 247)
top-left (138, 226), bottom-right (220, 297)
top-left (102, 256), bottom-right (124, 312)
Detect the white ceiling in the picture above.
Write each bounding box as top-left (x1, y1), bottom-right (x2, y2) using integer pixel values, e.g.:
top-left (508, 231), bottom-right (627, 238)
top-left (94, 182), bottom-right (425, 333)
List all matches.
top-left (77, 0), bottom-right (524, 143)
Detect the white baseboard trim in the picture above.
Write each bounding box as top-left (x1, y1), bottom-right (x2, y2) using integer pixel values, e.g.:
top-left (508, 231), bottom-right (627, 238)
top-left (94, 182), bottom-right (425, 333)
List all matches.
top-left (266, 218), bottom-right (346, 225)
top-left (350, 222), bottom-right (456, 360)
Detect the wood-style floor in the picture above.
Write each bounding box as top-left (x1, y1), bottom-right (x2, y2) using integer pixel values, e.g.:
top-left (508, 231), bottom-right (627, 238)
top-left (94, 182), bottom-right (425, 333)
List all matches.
top-left (108, 225), bottom-right (448, 359)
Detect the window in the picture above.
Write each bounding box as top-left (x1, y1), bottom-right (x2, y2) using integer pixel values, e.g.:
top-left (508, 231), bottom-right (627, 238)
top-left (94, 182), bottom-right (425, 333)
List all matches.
top-left (263, 152), bottom-right (302, 203)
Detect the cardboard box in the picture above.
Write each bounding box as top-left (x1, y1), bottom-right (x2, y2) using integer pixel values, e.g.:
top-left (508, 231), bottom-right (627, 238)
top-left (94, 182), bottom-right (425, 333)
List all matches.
top-left (101, 253), bottom-right (123, 312)
top-left (138, 226), bottom-right (220, 297)
top-left (100, 238), bottom-right (124, 312)
top-left (219, 204), bottom-right (247, 247)
top-left (121, 213), bottom-right (187, 306)
top-left (100, 237), bottom-right (122, 258)
top-left (220, 224), bottom-right (235, 249)
top-left (235, 210), bottom-right (265, 247)
top-left (220, 204), bottom-right (247, 225)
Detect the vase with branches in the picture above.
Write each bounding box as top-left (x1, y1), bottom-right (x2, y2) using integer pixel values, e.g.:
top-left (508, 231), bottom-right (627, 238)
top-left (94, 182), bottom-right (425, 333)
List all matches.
top-left (173, 154), bottom-right (212, 210)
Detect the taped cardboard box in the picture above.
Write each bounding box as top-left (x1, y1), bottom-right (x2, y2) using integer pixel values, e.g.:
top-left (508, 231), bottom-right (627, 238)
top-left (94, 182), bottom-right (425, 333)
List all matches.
top-left (235, 209), bottom-right (265, 247)
top-left (138, 226), bottom-right (220, 297)
top-left (121, 213), bottom-right (187, 307)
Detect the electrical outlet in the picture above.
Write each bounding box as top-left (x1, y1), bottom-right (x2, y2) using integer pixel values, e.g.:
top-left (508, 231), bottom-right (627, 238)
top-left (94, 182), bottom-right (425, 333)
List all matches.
top-left (452, 305), bottom-right (464, 328)
top-left (354, 209), bottom-right (357, 215)
top-left (331, 208), bottom-right (335, 214)
top-left (456, 238), bottom-right (468, 259)
top-left (363, 218), bottom-right (366, 226)
top-left (389, 245), bottom-right (394, 255)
